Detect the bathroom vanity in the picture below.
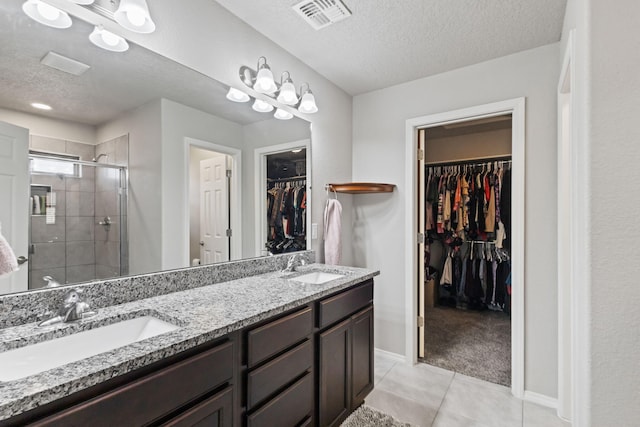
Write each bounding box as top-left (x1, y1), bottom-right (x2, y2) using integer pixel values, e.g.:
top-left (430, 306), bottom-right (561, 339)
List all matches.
top-left (0, 253), bottom-right (377, 427)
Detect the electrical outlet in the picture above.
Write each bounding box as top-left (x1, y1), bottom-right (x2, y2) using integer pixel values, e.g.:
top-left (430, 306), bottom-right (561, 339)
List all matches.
top-left (311, 223), bottom-right (318, 239)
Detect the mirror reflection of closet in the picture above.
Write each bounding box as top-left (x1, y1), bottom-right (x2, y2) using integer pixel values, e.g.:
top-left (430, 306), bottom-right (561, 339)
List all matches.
top-left (265, 149), bottom-right (307, 255)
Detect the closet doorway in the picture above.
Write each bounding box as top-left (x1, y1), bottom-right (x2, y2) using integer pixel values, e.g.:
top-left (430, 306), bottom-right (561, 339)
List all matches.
top-left (405, 98), bottom-right (525, 398)
top-left (418, 115), bottom-right (513, 387)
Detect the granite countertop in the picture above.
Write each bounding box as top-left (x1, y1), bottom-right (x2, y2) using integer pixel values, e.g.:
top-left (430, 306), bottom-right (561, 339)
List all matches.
top-left (0, 263), bottom-right (378, 421)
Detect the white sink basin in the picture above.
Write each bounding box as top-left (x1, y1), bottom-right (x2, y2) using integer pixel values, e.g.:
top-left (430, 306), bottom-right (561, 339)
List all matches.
top-left (291, 272), bottom-right (344, 284)
top-left (0, 316), bottom-right (179, 382)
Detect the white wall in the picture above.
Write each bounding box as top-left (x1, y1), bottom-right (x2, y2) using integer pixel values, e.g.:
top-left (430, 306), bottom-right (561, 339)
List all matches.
top-left (0, 108), bottom-right (96, 143)
top-left (97, 100), bottom-right (162, 275)
top-left (241, 118), bottom-right (311, 257)
top-left (585, 1), bottom-right (640, 425)
top-left (160, 98), bottom-right (243, 269)
top-left (352, 44), bottom-right (560, 398)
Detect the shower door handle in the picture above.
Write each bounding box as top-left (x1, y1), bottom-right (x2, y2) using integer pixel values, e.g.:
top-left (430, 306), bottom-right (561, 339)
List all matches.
top-left (17, 256), bottom-right (28, 265)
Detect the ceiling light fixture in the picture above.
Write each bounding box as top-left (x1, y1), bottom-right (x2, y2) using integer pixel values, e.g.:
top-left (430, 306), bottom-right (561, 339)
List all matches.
top-left (69, 0), bottom-right (95, 5)
top-left (89, 25), bottom-right (129, 52)
top-left (22, 0), bottom-right (72, 29)
top-left (274, 108), bottom-right (293, 120)
top-left (235, 57), bottom-right (319, 115)
top-left (114, 0), bottom-right (156, 34)
top-left (252, 99), bottom-right (274, 113)
top-left (31, 102), bottom-right (52, 110)
top-left (226, 87), bottom-right (250, 103)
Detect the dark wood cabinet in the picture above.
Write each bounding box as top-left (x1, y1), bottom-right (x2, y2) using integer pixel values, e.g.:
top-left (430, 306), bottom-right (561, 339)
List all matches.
top-left (5, 278), bottom-right (374, 427)
top-left (317, 282), bottom-right (374, 427)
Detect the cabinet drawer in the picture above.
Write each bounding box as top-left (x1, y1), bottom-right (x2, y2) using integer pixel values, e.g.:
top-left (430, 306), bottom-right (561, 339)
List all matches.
top-left (247, 307), bottom-right (312, 367)
top-left (30, 341), bottom-right (233, 427)
top-left (317, 280), bottom-right (373, 328)
top-left (161, 387), bottom-right (233, 427)
top-left (247, 339), bottom-right (313, 409)
top-left (247, 372), bottom-right (313, 427)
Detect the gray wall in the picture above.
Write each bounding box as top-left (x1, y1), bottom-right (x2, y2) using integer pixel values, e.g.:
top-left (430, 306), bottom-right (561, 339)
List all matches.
top-left (352, 43), bottom-right (560, 398)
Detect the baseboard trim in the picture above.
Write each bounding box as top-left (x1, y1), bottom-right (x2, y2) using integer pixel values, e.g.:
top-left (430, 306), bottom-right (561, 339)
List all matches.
top-left (523, 391), bottom-right (558, 409)
top-left (374, 348), bottom-right (406, 363)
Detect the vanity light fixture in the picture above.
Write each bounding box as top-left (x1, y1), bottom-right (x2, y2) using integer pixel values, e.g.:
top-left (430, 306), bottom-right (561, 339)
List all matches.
top-left (22, 0), bottom-right (72, 29)
top-left (277, 72), bottom-right (299, 106)
top-left (252, 99), bottom-right (274, 113)
top-left (114, 0), bottom-right (156, 34)
top-left (274, 108), bottom-right (294, 120)
top-left (236, 57), bottom-right (319, 114)
top-left (226, 87), bottom-right (250, 103)
top-left (298, 83), bottom-right (318, 114)
top-left (89, 25), bottom-right (129, 52)
top-left (253, 57), bottom-right (278, 94)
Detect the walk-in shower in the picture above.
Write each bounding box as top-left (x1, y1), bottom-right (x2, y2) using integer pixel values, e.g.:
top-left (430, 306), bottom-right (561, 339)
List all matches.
top-left (28, 152), bottom-right (128, 289)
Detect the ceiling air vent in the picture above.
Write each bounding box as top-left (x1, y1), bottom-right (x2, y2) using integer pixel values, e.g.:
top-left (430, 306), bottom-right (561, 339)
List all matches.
top-left (292, 0), bottom-right (352, 30)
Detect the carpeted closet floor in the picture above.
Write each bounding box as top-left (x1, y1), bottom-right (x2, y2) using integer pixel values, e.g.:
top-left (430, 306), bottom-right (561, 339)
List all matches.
top-left (421, 306), bottom-right (511, 387)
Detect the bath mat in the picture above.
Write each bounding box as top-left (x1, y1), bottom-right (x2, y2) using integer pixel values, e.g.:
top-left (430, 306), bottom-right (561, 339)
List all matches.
top-left (340, 405), bottom-right (414, 427)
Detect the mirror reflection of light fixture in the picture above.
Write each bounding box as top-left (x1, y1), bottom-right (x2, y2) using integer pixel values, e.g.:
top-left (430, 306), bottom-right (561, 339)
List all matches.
top-left (114, 0), bottom-right (156, 34)
top-left (89, 25), bottom-right (129, 52)
top-left (252, 99), bottom-right (274, 113)
top-left (226, 87), bottom-right (250, 103)
top-left (277, 72), bottom-right (299, 106)
top-left (254, 57), bottom-right (278, 94)
top-left (298, 83), bottom-right (318, 114)
top-left (22, 0), bottom-right (72, 29)
top-left (274, 108), bottom-right (293, 120)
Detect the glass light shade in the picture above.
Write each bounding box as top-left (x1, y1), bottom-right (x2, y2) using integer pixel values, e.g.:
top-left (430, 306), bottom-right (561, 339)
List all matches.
top-left (69, 0), bottom-right (95, 4)
top-left (254, 66), bottom-right (277, 94)
top-left (226, 87), bottom-right (250, 103)
top-left (274, 108), bottom-right (293, 120)
top-left (298, 91), bottom-right (318, 114)
top-left (114, 0), bottom-right (156, 34)
top-left (277, 80), bottom-right (299, 105)
top-left (89, 26), bottom-right (129, 52)
top-left (252, 99), bottom-right (274, 113)
top-left (22, 0), bottom-right (72, 29)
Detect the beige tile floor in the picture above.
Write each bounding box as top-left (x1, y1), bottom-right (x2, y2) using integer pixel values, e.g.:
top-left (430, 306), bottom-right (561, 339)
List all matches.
top-left (366, 352), bottom-right (571, 427)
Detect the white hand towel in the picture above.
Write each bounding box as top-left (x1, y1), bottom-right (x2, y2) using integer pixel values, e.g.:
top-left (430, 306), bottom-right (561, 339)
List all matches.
top-left (324, 198), bottom-right (342, 265)
top-left (0, 223), bottom-right (19, 278)
top-left (33, 195), bottom-right (41, 215)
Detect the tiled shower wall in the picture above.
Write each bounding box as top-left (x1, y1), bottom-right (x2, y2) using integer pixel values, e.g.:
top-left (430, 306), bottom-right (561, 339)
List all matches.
top-left (94, 135), bottom-right (129, 279)
top-left (28, 135), bottom-right (129, 289)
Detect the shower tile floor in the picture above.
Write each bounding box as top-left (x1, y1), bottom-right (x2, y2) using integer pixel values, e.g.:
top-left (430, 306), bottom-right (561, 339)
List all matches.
top-left (366, 351), bottom-right (570, 427)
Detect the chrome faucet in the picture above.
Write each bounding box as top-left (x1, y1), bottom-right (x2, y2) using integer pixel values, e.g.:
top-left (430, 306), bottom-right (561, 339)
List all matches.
top-left (38, 289), bottom-right (97, 327)
top-left (284, 254), bottom-right (305, 272)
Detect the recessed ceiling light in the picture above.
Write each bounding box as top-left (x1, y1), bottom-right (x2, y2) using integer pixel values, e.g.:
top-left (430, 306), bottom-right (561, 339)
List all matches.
top-left (291, 149), bottom-right (303, 153)
top-left (31, 102), bottom-right (52, 110)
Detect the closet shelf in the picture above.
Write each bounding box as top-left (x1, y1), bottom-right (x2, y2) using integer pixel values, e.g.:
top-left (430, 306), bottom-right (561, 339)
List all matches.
top-left (327, 182), bottom-right (395, 194)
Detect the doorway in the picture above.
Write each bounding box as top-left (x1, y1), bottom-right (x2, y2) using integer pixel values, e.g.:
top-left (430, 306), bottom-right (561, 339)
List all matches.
top-left (188, 146), bottom-right (232, 266)
top-left (417, 116), bottom-right (513, 387)
top-left (254, 140), bottom-right (311, 257)
top-left (405, 98), bottom-right (526, 398)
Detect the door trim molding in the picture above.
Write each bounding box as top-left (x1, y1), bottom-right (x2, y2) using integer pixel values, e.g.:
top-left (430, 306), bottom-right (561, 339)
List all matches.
top-left (254, 139), bottom-right (311, 257)
top-left (183, 137), bottom-right (242, 263)
top-left (404, 97), bottom-right (526, 399)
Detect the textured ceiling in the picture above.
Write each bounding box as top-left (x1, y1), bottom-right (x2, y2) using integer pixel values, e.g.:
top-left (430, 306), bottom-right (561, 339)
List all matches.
top-left (215, 0), bottom-right (568, 95)
top-left (0, 0), bottom-right (269, 126)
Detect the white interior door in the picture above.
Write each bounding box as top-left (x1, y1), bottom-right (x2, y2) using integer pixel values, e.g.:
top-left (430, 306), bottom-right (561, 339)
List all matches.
top-left (199, 155), bottom-right (229, 264)
top-left (0, 121), bottom-right (29, 294)
top-left (418, 129), bottom-right (426, 358)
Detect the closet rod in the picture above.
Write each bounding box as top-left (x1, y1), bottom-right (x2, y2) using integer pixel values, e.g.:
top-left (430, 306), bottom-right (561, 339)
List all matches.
top-left (425, 155), bottom-right (512, 167)
top-left (267, 175), bottom-right (306, 182)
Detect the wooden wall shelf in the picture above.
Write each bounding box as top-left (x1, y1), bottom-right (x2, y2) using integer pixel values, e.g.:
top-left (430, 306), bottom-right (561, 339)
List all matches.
top-left (327, 183), bottom-right (395, 194)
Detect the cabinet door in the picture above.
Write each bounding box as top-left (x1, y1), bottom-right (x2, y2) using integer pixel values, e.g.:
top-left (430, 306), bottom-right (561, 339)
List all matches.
top-left (351, 306), bottom-right (374, 409)
top-left (318, 318), bottom-right (351, 427)
top-left (161, 387), bottom-right (233, 427)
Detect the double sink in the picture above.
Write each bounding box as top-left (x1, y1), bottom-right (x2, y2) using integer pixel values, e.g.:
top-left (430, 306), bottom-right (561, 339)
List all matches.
top-left (0, 268), bottom-right (345, 383)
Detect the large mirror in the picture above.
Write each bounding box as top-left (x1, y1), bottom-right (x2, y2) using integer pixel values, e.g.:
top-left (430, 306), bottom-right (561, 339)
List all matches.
top-left (0, 0), bottom-right (311, 295)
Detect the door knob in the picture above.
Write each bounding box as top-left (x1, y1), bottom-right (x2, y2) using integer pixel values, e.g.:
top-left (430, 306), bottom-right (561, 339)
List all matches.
top-left (17, 256), bottom-right (28, 265)
top-left (199, 241), bottom-right (205, 246)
